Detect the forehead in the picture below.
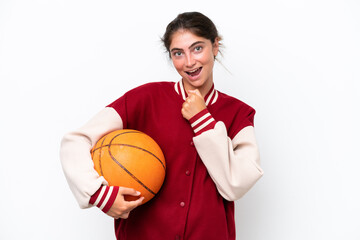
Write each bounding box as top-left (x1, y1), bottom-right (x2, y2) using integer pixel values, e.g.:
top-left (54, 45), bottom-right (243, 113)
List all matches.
top-left (169, 29), bottom-right (211, 49)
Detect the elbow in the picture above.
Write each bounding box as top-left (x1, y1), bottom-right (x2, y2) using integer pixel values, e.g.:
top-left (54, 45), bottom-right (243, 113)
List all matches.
top-left (218, 169), bottom-right (264, 201)
top-left (219, 190), bottom-right (244, 202)
top-left (61, 131), bottom-right (92, 148)
top-left (218, 185), bottom-right (251, 202)
top-left (59, 132), bottom-right (74, 168)
top-left (60, 131), bottom-right (92, 163)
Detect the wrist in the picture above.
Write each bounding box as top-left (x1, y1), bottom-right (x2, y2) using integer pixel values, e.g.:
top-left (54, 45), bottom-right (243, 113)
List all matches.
top-left (189, 109), bottom-right (216, 136)
top-left (89, 185), bottom-right (119, 213)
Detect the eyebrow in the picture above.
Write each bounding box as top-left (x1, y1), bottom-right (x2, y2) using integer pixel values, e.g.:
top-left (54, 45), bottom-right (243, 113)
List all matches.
top-left (170, 41), bottom-right (205, 52)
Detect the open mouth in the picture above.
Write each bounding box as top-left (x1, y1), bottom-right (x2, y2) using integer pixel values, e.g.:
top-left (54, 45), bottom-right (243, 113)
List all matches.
top-left (186, 67), bottom-right (202, 77)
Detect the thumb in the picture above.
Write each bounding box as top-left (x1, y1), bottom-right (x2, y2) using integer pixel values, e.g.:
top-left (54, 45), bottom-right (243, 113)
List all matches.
top-left (187, 89), bottom-right (202, 97)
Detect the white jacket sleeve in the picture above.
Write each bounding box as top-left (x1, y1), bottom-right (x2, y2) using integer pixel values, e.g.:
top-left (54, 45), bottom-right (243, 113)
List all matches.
top-left (193, 122), bottom-right (263, 201)
top-left (60, 107), bottom-right (123, 208)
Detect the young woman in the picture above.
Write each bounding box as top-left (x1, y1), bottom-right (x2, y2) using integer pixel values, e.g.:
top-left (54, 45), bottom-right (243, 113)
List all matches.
top-left (60, 12), bottom-right (263, 240)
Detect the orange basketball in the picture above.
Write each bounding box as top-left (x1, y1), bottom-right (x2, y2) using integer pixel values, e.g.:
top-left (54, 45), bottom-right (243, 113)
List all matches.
top-left (91, 129), bottom-right (166, 204)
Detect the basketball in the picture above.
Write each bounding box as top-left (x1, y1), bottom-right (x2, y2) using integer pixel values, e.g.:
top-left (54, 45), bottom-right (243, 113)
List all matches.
top-left (90, 129), bottom-right (166, 204)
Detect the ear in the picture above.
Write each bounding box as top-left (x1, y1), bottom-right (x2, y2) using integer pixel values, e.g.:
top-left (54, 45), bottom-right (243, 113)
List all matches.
top-left (212, 37), bottom-right (220, 58)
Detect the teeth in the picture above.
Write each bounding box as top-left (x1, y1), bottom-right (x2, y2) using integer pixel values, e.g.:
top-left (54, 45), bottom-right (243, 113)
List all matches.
top-left (188, 68), bottom-right (199, 73)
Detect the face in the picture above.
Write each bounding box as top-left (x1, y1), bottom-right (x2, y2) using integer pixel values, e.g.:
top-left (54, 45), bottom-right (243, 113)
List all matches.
top-left (169, 30), bottom-right (219, 95)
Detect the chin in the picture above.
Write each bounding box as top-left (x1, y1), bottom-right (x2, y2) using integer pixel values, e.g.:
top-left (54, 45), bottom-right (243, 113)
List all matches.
top-left (184, 79), bottom-right (205, 89)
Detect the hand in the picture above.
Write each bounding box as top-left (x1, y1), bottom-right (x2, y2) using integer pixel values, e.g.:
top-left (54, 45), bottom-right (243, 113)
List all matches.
top-left (181, 89), bottom-right (206, 120)
top-left (106, 187), bottom-right (144, 219)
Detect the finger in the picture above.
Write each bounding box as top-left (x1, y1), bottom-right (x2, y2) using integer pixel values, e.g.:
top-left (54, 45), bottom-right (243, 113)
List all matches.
top-left (193, 89), bottom-right (202, 97)
top-left (125, 197), bottom-right (144, 209)
top-left (181, 107), bottom-right (186, 114)
top-left (181, 108), bottom-right (188, 118)
top-left (118, 187), bottom-right (141, 197)
top-left (119, 212), bottom-right (130, 219)
top-left (187, 88), bottom-right (202, 97)
top-left (187, 89), bottom-right (201, 96)
top-left (182, 102), bottom-right (189, 109)
top-left (186, 90), bottom-right (196, 98)
top-left (186, 94), bottom-right (196, 103)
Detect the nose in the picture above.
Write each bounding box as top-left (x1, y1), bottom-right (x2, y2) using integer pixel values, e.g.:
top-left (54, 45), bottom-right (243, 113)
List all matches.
top-left (185, 53), bottom-right (195, 68)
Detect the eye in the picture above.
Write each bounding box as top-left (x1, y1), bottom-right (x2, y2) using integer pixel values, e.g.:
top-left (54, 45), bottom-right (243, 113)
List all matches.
top-left (172, 51), bottom-right (183, 57)
top-left (194, 46), bottom-right (203, 52)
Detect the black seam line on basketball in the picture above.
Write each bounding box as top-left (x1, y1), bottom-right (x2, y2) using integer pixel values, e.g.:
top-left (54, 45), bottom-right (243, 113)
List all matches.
top-left (91, 131), bottom-right (143, 153)
top-left (98, 135), bottom-right (108, 176)
top-left (110, 143), bottom-right (166, 170)
top-left (108, 148), bottom-right (156, 196)
top-left (109, 132), bottom-right (157, 196)
top-left (91, 131), bottom-right (165, 170)
top-left (112, 132), bottom-right (165, 170)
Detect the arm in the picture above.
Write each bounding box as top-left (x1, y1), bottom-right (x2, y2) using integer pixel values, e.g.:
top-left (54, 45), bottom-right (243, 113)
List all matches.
top-left (60, 107), bottom-right (123, 208)
top-left (193, 122), bottom-right (263, 201)
top-left (182, 90), bottom-right (263, 201)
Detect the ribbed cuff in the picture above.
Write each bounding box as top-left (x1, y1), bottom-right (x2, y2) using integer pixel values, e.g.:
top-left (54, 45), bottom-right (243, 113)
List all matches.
top-left (189, 109), bottom-right (216, 136)
top-left (89, 186), bottom-right (119, 213)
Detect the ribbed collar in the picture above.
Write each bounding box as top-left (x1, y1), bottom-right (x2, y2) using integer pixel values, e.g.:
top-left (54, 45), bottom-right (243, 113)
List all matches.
top-left (174, 80), bottom-right (218, 106)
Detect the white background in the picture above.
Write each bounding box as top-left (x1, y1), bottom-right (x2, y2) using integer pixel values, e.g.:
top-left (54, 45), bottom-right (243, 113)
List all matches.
top-left (1, 0), bottom-right (359, 239)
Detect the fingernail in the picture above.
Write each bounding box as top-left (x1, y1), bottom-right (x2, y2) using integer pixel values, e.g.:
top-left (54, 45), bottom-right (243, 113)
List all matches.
top-left (136, 191), bottom-right (141, 195)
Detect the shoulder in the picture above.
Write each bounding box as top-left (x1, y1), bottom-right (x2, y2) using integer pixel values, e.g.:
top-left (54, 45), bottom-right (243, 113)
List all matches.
top-left (107, 81), bottom-right (175, 110)
top-left (127, 81), bottom-right (175, 95)
top-left (212, 91), bottom-right (256, 139)
top-left (216, 90), bottom-right (255, 114)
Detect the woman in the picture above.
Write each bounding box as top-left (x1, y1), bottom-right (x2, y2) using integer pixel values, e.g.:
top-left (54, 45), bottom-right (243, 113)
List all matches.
top-left (60, 11), bottom-right (263, 240)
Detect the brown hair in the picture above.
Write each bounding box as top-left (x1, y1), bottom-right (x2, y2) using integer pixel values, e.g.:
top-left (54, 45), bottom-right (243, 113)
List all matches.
top-left (162, 12), bottom-right (222, 57)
